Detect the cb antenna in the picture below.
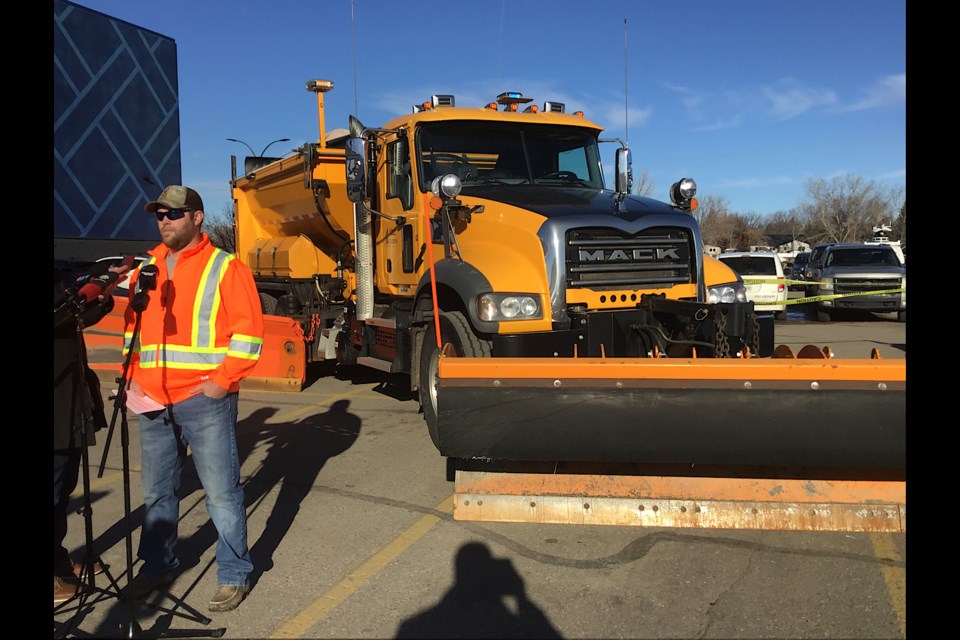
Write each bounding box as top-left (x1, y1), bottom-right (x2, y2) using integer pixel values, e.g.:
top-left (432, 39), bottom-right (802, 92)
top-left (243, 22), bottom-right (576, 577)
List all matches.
top-left (351, 0), bottom-right (359, 116)
top-left (623, 18), bottom-right (629, 144)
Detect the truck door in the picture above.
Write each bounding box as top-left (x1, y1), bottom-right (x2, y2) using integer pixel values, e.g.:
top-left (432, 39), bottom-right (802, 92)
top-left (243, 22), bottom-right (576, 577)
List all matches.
top-left (377, 135), bottom-right (420, 292)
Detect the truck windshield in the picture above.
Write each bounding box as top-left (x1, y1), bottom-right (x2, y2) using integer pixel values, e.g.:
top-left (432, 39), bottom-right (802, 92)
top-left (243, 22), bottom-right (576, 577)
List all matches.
top-left (825, 248), bottom-right (900, 267)
top-left (417, 122), bottom-right (604, 190)
top-left (718, 256), bottom-right (779, 276)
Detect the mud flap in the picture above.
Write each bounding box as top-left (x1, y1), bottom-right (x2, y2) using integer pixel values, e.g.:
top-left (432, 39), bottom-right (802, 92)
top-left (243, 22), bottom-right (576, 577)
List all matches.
top-left (436, 356), bottom-right (906, 470)
top-left (242, 315), bottom-right (307, 391)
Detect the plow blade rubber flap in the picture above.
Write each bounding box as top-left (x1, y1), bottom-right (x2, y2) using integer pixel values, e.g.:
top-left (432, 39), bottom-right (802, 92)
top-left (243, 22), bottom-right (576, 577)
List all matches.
top-left (436, 356), bottom-right (905, 471)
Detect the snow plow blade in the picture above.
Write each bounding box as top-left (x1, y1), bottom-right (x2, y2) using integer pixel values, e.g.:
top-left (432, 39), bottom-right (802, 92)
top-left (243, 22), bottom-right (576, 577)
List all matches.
top-left (435, 353), bottom-right (905, 470)
top-left (451, 461), bottom-right (905, 532)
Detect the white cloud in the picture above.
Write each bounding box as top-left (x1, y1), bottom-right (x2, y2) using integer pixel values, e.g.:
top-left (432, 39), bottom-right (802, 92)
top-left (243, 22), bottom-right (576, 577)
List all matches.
top-left (594, 104), bottom-right (653, 132)
top-left (691, 115), bottom-right (743, 132)
top-left (837, 74), bottom-right (906, 112)
top-left (713, 175), bottom-right (797, 190)
top-left (878, 168), bottom-right (906, 180)
top-left (762, 78), bottom-right (838, 120)
top-left (663, 82), bottom-right (705, 120)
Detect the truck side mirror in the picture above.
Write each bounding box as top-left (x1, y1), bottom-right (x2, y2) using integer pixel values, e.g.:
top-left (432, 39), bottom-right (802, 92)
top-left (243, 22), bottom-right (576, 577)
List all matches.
top-left (615, 147), bottom-right (633, 195)
top-left (345, 136), bottom-right (367, 203)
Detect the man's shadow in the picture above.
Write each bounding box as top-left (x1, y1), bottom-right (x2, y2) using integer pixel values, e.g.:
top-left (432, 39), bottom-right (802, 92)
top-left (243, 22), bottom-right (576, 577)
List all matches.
top-left (395, 541), bottom-right (562, 639)
top-left (79, 399), bottom-right (361, 595)
top-left (242, 399), bottom-right (361, 582)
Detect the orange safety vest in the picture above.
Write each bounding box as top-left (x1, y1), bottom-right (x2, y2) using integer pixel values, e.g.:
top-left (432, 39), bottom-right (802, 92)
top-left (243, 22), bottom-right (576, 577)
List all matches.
top-left (123, 234), bottom-right (264, 405)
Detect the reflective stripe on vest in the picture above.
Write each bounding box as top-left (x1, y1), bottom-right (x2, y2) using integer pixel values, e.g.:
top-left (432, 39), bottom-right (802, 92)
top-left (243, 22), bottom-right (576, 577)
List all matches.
top-left (124, 250), bottom-right (262, 369)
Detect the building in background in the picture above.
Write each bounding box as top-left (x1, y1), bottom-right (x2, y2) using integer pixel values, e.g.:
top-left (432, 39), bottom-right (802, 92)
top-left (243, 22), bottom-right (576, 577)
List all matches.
top-left (54, 0), bottom-right (181, 264)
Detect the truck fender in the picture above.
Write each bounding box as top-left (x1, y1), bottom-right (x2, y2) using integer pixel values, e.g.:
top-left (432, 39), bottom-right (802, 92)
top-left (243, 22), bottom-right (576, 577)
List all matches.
top-left (410, 259), bottom-right (496, 394)
top-left (412, 258), bottom-right (498, 334)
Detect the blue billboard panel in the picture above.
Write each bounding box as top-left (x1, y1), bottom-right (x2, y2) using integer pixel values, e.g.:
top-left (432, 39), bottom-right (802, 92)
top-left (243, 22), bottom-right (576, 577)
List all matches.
top-left (54, 0), bottom-right (181, 244)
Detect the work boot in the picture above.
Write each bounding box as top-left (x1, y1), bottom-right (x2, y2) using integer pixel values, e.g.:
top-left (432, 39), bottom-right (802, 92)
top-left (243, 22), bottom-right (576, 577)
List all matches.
top-left (54, 576), bottom-right (84, 604)
top-left (123, 571), bottom-right (177, 600)
top-left (71, 558), bottom-right (106, 578)
top-left (208, 584), bottom-right (249, 612)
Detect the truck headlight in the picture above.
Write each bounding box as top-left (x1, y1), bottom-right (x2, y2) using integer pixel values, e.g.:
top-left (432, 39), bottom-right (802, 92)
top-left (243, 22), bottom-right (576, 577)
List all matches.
top-left (819, 277), bottom-right (834, 292)
top-left (477, 294), bottom-right (542, 321)
top-left (431, 174), bottom-right (462, 198)
top-left (707, 283), bottom-right (748, 304)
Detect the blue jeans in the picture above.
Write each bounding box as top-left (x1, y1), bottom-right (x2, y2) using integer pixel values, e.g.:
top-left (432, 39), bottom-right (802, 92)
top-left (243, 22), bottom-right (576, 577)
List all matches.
top-left (138, 392), bottom-right (251, 586)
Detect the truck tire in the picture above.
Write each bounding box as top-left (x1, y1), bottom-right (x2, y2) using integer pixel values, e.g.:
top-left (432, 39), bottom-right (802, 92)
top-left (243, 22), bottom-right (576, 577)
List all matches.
top-left (774, 310), bottom-right (787, 321)
top-left (897, 310), bottom-right (906, 323)
top-left (816, 310), bottom-right (832, 322)
top-left (259, 292), bottom-right (278, 315)
top-left (418, 311), bottom-right (492, 450)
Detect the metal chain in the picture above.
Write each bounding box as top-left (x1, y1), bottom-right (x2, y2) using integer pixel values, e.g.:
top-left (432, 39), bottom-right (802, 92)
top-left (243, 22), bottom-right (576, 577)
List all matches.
top-left (714, 312), bottom-right (730, 358)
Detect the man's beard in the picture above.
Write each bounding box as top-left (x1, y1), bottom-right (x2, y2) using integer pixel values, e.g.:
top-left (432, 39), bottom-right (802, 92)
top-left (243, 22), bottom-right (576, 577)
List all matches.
top-left (162, 225), bottom-right (197, 252)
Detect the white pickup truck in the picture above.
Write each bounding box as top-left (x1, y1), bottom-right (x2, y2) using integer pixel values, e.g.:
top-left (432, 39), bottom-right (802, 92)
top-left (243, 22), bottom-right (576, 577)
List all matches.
top-left (813, 243), bottom-right (906, 322)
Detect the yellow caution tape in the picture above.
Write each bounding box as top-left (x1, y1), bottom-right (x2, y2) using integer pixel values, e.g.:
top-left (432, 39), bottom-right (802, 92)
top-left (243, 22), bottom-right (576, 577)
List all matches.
top-left (738, 276), bottom-right (906, 306)
top-left (747, 287), bottom-right (906, 306)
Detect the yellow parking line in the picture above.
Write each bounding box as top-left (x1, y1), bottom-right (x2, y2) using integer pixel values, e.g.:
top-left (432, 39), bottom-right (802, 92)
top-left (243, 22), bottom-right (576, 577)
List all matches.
top-left (269, 495), bottom-right (455, 639)
top-left (870, 533), bottom-right (906, 638)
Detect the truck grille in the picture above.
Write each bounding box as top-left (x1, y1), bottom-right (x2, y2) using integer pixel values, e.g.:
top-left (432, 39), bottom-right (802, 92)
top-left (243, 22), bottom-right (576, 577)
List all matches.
top-left (566, 228), bottom-right (693, 290)
top-left (835, 277), bottom-right (902, 296)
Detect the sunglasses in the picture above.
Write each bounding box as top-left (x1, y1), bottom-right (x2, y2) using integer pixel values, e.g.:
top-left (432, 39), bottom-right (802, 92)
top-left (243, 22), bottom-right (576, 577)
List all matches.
top-left (154, 208), bottom-right (193, 221)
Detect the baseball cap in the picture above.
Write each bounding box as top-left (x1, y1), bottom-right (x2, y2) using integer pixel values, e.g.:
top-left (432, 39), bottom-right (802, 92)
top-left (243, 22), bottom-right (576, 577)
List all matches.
top-left (144, 185), bottom-right (204, 213)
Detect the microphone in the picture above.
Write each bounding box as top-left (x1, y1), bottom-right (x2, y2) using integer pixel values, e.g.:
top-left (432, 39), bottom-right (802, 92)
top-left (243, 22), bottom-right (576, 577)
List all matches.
top-left (57, 272), bottom-right (120, 311)
top-left (131, 264), bottom-right (159, 313)
top-left (136, 264), bottom-right (159, 293)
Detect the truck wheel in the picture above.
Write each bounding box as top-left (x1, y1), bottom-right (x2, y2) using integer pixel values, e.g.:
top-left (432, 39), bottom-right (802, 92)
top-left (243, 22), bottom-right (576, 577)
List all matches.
top-left (897, 310), bottom-right (906, 323)
top-left (816, 310), bottom-right (831, 322)
top-left (259, 293), bottom-right (278, 315)
top-left (774, 310), bottom-right (787, 321)
top-left (418, 311), bottom-right (492, 450)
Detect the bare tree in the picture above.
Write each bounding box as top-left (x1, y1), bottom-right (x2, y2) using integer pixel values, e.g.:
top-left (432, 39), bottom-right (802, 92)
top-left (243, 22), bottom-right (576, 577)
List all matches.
top-left (799, 175), bottom-right (896, 243)
top-left (633, 168), bottom-right (656, 197)
top-left (890, 189), bottom-right (906, 246)
top-left (205, 203), bottom-right (236, 253)
top-left (694, 195), bottom-right (734, 248)
top-left (729, 213), bottom-right (769, 250)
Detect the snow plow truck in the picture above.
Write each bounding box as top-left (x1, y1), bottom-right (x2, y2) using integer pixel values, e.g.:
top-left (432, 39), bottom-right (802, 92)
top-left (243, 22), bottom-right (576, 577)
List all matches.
top-left (225, 80), bottom-right (907, 532)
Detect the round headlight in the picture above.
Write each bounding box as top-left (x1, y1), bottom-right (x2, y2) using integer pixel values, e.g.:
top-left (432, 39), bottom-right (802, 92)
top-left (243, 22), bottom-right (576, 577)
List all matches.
top-left (678, 178), bottom-right (697, 199)
top-left (519, 297), bottom-right (538, 316)
top-left (432, 174), bottom-right (461, 198)
top-left (500, 297), bottom-right (521, 318)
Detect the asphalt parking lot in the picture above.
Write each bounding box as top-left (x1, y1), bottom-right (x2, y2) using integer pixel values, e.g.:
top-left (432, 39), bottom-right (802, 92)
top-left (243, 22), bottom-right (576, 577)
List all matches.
top-left (54, 307), bottom-right (906, 639)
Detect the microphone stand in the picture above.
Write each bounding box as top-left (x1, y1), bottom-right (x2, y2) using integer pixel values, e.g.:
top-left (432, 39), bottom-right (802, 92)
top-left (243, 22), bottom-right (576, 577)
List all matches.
top-left (55, 296), bottom-right (125, 637)
top-left (84, 284), bottom-right (225, 639)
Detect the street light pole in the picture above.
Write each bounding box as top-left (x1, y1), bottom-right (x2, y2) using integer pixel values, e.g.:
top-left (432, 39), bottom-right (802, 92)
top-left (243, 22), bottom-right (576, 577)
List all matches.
top-left (259, 138), bottom-right (291, 156)
top-left (226, 137), bottom-right (290, 157)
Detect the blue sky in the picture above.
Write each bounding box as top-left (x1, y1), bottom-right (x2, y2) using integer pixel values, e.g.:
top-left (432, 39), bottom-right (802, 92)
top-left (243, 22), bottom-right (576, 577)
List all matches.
top-left (71, 0), bottom-right (906, 221)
